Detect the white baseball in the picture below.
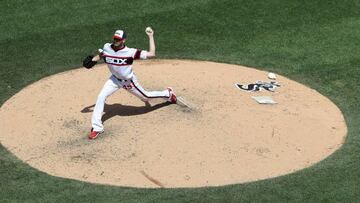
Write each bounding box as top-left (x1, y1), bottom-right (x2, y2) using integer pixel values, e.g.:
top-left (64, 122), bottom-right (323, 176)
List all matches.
top-left (145, 27), bottom-right (153, 33)
top-left (268, 72), bottom-right (277, 80)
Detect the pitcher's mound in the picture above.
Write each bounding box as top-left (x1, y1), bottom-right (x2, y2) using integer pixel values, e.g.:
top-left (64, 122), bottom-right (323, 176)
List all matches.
top-left (0, 60), bottom-right (347, 188)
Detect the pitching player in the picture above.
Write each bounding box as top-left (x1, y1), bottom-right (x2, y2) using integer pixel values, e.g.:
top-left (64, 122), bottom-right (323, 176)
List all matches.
top-left (83, 27), bottom-right (177, 140)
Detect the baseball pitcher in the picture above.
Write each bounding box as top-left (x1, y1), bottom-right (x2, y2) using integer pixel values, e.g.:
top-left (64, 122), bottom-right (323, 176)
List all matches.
top-left (83, 27), bottom-right (177, 140)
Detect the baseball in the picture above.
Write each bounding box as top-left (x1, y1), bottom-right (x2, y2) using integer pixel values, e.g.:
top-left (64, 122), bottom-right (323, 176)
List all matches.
top-left (145, 27), bottom-right (153, 33)
top-left (268, 72), bottom-right (277, 80)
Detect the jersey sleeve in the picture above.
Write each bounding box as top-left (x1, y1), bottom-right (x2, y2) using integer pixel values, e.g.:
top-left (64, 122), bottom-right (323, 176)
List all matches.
top-left (103, 43), bottom-right (111, 50)
top-left (133, 49), bottom-right (148, 60)
top-left (139, 50), bottom-right (148, 59)
top-left (101, 43), bottom-right (111, 55)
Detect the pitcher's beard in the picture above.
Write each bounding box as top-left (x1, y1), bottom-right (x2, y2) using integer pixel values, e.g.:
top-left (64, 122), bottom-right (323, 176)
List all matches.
top-left (112, 42), bottom-right (125, 51)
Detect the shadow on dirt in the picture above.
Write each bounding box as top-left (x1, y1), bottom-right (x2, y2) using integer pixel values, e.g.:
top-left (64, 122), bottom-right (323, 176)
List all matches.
top-left (81, 102), bottom-right (171, 123)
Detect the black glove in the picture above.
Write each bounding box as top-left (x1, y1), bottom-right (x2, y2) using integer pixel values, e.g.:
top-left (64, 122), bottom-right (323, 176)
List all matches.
top-left (83, 55), bottom-right (97, 69)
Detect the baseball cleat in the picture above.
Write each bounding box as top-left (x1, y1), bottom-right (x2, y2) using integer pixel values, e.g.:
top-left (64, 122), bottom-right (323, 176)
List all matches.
top-left (167, 87), bottom-right (177, 104)
top-left (88, 128), bottom-right (104, 140)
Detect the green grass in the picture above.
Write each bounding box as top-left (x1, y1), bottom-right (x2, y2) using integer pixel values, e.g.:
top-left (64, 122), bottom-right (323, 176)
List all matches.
top-left (1, 0), bottom-right (360, 202)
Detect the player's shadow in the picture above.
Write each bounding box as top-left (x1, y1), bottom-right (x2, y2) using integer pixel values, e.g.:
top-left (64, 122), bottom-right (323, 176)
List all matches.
top-left (81, 102), bottom-right (171, 123)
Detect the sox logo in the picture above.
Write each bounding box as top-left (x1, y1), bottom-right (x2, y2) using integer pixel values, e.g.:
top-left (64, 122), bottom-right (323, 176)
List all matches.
top-left (103, 55), bottom-right (134, 66)
top-left (113, 58), bottom-right (127, 64)
top-left (236, 81), bottom-right (280, 92)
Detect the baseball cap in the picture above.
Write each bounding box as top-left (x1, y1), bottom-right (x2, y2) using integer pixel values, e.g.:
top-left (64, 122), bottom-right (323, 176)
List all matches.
top-left (113, 30), bottom-right (127, 40)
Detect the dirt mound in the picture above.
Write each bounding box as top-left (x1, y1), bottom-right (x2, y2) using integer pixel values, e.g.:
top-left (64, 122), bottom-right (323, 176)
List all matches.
top-left (0, 60), bottom-right (347, 188)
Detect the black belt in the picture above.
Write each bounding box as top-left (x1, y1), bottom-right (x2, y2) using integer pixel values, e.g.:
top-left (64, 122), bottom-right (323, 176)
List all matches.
top-left (114, 75), bottom-right (129, 82)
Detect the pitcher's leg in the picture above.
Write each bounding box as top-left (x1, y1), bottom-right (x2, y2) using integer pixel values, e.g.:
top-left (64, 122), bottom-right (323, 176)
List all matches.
top-left (92, 76), bottom-right (120, 132)
top-left (127, 75), bottom-right (170, 102)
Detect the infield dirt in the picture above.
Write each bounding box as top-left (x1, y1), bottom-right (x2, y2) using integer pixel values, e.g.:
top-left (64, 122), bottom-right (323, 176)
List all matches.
top-left (0, 60), bottom-right (347, 188)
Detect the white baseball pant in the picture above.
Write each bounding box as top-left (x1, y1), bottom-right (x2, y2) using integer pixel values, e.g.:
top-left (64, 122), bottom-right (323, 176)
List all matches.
top-left (91, 74), bottom-right (170, 132)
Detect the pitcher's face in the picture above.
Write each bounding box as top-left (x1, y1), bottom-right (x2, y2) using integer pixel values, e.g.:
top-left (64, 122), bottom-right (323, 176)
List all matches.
top-left (113, 38), bottom-right (125, 46)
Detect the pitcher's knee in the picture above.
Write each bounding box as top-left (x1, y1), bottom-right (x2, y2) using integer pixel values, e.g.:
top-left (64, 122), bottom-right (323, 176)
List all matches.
top-left (97, 94), bottom-right (108, 102)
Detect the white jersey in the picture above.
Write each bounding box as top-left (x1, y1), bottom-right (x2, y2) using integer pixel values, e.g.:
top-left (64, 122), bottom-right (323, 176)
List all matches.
top-left (101, 43), bottom-right (147, 80)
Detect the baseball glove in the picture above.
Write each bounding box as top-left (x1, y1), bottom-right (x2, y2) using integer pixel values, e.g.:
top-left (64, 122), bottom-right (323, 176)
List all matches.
top-left (83, 55), bottom-right (97, 69)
